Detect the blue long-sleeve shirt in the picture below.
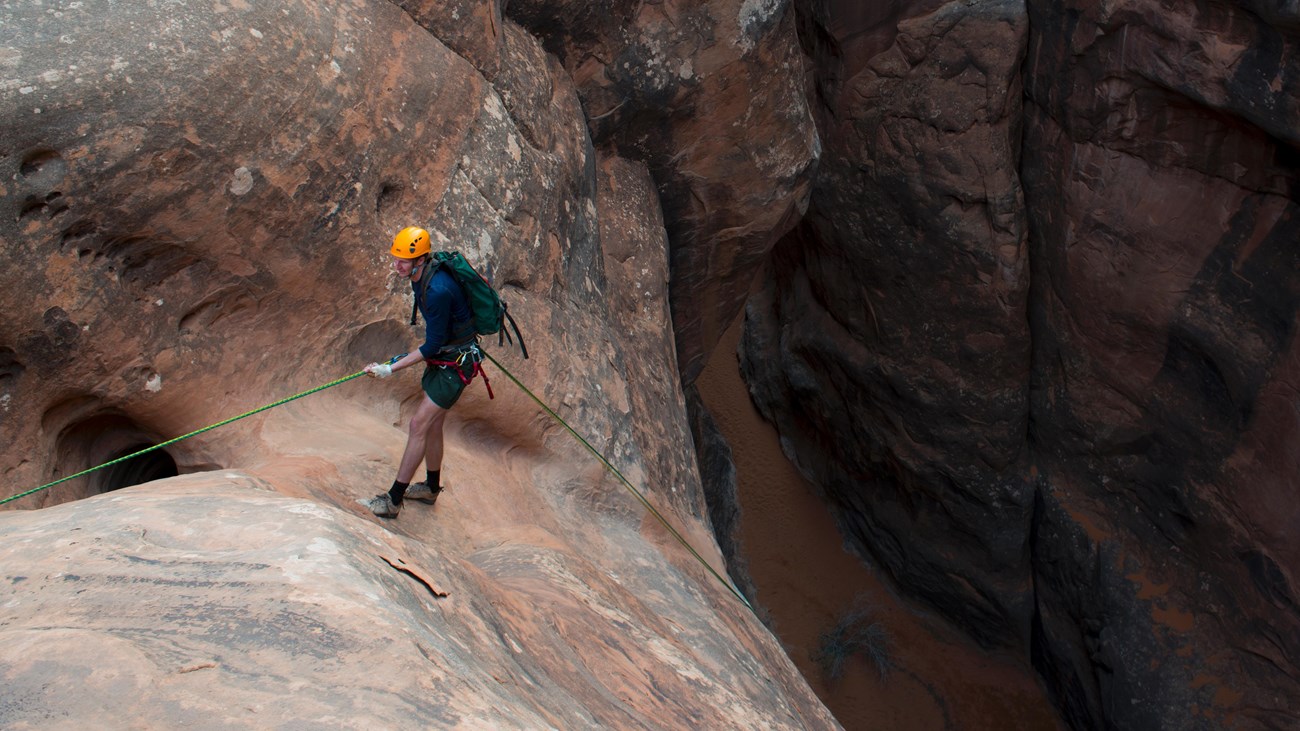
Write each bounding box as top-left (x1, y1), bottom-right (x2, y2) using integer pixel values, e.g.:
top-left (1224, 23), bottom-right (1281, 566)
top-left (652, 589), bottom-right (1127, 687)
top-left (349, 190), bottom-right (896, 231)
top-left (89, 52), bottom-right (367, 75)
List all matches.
top-left (415, 266), bottom-right (473, 359)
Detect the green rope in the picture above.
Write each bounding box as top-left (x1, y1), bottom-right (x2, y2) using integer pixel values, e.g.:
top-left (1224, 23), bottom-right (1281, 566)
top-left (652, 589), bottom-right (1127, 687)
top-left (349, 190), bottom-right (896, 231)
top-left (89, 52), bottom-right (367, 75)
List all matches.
top-left (7, 353), bottom-right (753, 613)
top-left (1, 370), bottom-right (369, 506)
top-left (482, 351), bottom-right (754, 613)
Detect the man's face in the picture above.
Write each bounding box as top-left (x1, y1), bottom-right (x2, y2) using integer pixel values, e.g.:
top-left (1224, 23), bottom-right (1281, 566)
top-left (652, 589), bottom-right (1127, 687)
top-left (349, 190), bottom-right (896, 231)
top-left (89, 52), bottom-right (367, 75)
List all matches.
top-left (391, 255), bottom-right (418, 279)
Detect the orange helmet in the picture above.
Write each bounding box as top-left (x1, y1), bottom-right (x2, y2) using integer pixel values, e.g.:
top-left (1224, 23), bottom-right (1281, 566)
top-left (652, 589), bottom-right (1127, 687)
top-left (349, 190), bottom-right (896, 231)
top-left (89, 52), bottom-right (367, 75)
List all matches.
top-left (391, 226), bottom-right (430, 259)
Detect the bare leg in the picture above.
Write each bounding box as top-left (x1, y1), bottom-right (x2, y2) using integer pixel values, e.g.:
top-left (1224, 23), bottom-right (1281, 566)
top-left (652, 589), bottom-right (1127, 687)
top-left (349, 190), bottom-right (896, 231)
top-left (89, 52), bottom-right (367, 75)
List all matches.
top-left (424, 405), bottom-right (448, 476)
top-left (396, 393), bottom-right (445, 483)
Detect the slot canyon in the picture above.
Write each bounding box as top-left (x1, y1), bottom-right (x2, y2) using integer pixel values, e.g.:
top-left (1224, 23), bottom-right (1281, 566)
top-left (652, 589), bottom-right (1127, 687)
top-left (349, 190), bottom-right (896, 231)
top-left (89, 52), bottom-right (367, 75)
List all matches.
top-left (1, 0), bottom-right (1296, 728)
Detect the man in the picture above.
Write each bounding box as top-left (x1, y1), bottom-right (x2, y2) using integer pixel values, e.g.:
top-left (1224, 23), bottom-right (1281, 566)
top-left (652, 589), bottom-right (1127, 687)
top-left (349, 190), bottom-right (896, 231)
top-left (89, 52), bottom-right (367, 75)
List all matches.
top-left (361, 226), bottom-right (477, 518)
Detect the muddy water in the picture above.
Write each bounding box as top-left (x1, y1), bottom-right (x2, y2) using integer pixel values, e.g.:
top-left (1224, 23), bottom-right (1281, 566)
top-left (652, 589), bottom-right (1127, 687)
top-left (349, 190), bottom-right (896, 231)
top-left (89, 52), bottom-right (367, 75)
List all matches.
top-left (695, 313), bottom-right (1064, 731)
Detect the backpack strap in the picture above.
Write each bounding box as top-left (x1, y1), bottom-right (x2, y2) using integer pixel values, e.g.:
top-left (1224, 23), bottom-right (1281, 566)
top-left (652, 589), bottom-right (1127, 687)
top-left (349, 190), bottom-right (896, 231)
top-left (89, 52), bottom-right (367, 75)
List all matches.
top-left (410, 260), bottom-right (473, 343)
top-left (499, 303), bottom-right (529, 359)
top-left (410, 259), bottom-right (435, 326)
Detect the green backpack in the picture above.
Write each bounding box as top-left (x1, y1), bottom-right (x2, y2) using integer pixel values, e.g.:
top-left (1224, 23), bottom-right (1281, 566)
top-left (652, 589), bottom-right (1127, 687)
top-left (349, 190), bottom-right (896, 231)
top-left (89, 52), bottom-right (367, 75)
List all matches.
top-left (411, 250), bottom-right (528, 358)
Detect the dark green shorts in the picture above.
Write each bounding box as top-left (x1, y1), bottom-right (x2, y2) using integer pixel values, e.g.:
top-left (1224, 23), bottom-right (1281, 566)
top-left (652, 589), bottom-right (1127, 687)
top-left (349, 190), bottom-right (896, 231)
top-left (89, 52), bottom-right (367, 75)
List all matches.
top-left (422, 360), bottom-right (476, 409)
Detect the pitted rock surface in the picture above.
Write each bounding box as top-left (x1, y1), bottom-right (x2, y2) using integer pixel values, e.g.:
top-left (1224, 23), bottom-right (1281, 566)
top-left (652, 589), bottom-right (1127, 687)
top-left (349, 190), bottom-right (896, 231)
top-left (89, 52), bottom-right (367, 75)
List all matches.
top-left (506, 0), bottom-right (822, 382)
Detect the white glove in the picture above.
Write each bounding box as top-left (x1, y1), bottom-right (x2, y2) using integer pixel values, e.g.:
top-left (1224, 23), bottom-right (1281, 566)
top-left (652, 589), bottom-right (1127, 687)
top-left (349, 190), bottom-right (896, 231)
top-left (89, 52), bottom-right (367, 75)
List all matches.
top-left (367, 363), bottom-right (393, 378)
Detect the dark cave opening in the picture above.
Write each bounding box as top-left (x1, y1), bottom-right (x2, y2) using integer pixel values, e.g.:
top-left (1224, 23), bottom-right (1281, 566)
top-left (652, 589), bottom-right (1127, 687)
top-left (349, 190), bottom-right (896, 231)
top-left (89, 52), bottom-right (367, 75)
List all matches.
top-left (97, 444), bottom-right (179, 493)
top-left (46, 409), bottom-right (206, 504)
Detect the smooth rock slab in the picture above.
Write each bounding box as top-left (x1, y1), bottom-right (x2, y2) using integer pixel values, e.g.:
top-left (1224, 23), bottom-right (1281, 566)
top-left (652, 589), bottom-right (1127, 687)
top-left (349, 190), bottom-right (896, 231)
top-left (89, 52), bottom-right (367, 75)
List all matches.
top-left (0, 472), bottom-right (837, 729)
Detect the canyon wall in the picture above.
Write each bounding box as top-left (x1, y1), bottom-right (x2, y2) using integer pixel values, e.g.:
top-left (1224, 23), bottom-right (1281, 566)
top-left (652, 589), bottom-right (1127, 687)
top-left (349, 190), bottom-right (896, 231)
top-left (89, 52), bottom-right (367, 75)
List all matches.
top-left (742, 0), bottom-right (1299, 728)
top-left (3, 0), bottom-right (1297, 727)
top-left (505, 0), bottom-right (822, 382)
top-left (1023, 1), bottom-right (1299, 726)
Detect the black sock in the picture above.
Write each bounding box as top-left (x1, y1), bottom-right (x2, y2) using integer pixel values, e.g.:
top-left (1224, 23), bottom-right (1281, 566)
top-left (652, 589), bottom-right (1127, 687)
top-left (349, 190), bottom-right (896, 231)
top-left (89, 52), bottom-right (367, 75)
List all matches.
top-left (388, 480), bottom-right (409, 505)
top-left (427, 470), bottom-right (441, 493)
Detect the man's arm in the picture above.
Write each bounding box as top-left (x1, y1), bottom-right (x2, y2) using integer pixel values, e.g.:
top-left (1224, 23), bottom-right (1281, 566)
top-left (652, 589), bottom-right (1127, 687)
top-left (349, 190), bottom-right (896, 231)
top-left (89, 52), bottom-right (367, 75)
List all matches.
top-left (365, 276), bottom-right (454, 377)
top-left (364, 348), bottom-right (422, 377)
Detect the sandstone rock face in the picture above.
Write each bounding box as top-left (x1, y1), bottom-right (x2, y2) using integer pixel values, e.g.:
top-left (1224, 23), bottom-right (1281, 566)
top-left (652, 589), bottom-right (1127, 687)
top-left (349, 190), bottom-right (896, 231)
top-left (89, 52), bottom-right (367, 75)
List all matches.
top-left (505, 0), bottom-right (822, 382)
top-left (1022, 1), bottom-right (1300, 728)
top-left (743, 0), bottom-right (1300, 728)
top-left (0, 477), bottom-right (830, 728)
top-left (0, 0), bottom-right (837, 727)
top-left (1, 0), bottom-right (501, 492)
top-left (744, 0), bottom-right (1034, 646)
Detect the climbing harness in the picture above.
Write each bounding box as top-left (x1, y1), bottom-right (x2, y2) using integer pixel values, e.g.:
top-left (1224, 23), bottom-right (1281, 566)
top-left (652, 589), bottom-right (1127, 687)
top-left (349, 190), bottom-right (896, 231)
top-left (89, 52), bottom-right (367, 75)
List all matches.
top-left (0, 369), bottom-right (371, 506)
top-left (482, 350), bottom-right (754, 613)
top-left (426, 342), bottom-right (493, 399)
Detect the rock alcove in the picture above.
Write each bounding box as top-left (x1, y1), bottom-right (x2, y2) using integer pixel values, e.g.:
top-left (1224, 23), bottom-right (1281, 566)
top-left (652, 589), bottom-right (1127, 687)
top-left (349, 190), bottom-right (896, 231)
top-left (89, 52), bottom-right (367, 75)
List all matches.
top-left (51, 412), bottom-right (184, 500)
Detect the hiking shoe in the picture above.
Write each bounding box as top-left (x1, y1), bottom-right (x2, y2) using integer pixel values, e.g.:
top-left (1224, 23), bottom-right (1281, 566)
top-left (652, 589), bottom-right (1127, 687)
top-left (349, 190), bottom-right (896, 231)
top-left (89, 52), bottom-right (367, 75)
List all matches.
top-left (361, 493), bottom-right (400, 518)
top-left (404, 481), bottom-right (443, 505)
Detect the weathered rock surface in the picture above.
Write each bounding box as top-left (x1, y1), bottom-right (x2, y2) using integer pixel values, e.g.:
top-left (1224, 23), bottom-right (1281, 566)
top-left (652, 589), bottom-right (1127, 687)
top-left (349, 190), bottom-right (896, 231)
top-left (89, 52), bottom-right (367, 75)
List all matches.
top-left (1022, 1), bottom-right (1300, 728)
top-left (0, 0), bottom-right (837, 727)
top-left (745, 0), bottom-right (1033, 645)
top-left (742, 0), bottom-right (1300, 728)
top-left (505, 0), bottom-right (822, 382)
top-left (0, 471), bottom-right (827, 728)
top-left (6, 0), bottom-right (1297, 726)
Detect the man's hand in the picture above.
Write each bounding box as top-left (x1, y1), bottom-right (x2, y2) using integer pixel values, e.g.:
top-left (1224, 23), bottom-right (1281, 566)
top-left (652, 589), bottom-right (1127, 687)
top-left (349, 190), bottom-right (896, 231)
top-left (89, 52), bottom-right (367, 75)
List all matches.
top-left (365, 362), bottom-right (393, 378)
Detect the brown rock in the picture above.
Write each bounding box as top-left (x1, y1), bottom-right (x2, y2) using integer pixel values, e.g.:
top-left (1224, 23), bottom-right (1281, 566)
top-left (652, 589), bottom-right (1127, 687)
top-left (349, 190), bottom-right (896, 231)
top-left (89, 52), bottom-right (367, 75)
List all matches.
top-left (0, 475), bottom-right (832, 728)
top-left (1022, 1), bottom-right (1300, 727)
top-left (743, 0), bottom-right (1034, 647)
top-left (0, 0), bottom-right (490, 496)
top-left (505, 0), bottom-right (822, 382)
top-left (391, 0), bottom-right (504, 76)
top-left (0, 0), bottom-right (838, 726)
top-left (740, 0), bottom-right (1300, 728)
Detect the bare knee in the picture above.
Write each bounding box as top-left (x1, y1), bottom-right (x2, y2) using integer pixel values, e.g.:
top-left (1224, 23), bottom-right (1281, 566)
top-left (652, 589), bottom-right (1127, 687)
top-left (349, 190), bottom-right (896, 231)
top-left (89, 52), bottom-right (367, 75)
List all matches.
top-left (428, 408), bottom-right (448, 431)
top-left (408, 400), bottom-right (446, 439)
top-left (407, 406), bottom-right (437, 438)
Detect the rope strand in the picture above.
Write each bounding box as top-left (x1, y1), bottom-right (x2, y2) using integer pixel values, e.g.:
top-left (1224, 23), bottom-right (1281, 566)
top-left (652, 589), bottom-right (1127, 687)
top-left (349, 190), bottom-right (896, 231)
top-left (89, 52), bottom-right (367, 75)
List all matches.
top-left (4, 354), bottom-right (754, 615)
top-left (1, 370), bottom-right (368, 506)
top-left (482, 351), bottom-right (754, 612)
